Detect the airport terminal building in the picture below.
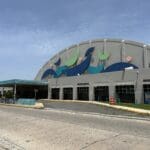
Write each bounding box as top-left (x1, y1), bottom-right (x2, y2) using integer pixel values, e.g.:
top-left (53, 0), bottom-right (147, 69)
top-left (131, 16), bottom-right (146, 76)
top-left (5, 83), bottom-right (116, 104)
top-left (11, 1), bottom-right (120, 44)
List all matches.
top-left (30, 39), bottom-right (150, 103)
top-left (35, 39), bottom-right (150, 104)
top-left (1, 38), bottom-right (150, 104)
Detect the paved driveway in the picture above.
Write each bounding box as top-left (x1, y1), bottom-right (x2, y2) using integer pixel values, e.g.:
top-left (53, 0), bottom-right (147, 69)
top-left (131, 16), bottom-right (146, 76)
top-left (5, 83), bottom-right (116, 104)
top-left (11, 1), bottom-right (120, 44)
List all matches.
top-left (41, 100), bottom-right (149, 118)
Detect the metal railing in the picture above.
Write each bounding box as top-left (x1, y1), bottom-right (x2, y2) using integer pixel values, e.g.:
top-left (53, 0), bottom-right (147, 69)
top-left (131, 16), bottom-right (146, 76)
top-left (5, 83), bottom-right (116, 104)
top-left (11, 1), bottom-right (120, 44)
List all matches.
top-left (0, 98), bottom-right (16, 104)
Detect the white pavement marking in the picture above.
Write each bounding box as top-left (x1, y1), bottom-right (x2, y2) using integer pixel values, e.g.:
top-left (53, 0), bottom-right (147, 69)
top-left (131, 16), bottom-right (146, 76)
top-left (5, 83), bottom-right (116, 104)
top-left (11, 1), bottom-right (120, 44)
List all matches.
top-left (44, 107), bottom-right (150, 122)
top-left (0, 136), bottom-right (25, 150)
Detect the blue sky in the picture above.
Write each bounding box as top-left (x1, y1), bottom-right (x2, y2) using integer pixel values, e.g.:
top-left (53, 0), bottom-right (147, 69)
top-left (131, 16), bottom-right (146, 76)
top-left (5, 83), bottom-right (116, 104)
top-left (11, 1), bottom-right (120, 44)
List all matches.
top-left (0, 0), bottom-right (150, 80)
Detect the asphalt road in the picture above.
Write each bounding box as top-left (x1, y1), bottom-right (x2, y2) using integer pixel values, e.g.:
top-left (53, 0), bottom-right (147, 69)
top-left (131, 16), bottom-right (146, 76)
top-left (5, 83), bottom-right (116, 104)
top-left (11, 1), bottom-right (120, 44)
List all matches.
top-left (0, 105), bottom-right (150, 149)
top-left (41, 101), bottom-right (150, 118)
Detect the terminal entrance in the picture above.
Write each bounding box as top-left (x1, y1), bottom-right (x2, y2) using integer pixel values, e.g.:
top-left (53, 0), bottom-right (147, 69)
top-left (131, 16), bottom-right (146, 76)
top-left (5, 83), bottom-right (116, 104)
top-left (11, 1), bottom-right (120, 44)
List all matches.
top-left (16, 85), bottom-right (47, 99)
top-left (77, 87), bottom-right (89, 100)
top-left (0, 79), bottom-right (48, 101)
top-left (94, 86), bottom-right (109, 102)
top-left (143, 84), bottom-right (150, 104)
top-left (63, 88), bottom-right (73, 100)
top-left (51, 88), bottom-right (60, 99)
top-left (116, 85), bottom-right (135, 103)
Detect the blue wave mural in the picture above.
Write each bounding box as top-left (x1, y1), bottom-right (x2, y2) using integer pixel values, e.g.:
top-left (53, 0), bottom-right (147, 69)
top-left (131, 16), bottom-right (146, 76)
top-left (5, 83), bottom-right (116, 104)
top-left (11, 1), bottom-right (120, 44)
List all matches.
top-left (41, 69), bottom-right (56, 79)
top-left (54, 66), bottom-right (68, 78)
top-left (87, 64), bottom-right (104, 74)
top-left (65, 55), bottom-right (92, 76)
top-left (54, 58), bottom-right (61, 66)
top-left (85, 47), bottom-right (95, 57)
top-left (103, 62), bottom-right (138, 73)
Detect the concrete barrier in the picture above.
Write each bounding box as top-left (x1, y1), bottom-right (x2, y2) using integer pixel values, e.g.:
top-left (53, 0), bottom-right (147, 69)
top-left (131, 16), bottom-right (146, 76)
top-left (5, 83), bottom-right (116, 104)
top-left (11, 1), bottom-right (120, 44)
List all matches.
top-left (0, 102), bottom-right (44, 109)
top-left (34, 102), bottom-right (44, 109)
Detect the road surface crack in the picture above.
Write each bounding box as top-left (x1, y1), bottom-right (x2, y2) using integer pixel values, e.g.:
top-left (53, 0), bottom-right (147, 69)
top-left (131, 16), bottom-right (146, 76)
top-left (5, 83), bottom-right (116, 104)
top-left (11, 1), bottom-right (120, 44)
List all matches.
top-left (80, 134), bottom-right (121, 150)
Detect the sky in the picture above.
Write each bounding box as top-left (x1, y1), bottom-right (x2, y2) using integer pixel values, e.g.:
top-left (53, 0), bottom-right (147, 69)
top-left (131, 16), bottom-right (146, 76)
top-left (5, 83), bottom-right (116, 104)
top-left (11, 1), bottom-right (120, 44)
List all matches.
top-left (0, 0), bottom-right (150, 80)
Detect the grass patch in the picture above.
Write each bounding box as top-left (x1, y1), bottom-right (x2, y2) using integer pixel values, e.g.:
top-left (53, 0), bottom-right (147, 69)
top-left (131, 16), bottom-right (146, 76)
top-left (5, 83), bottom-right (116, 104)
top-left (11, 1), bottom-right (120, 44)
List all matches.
top-left (117, 103), bottom-right (150, 110)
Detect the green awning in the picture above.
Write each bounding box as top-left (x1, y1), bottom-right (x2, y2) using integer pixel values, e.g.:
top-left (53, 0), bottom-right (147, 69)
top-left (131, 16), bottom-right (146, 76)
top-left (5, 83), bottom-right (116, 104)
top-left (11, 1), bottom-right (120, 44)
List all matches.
top-left (0, 79), bottom-right (48, 87)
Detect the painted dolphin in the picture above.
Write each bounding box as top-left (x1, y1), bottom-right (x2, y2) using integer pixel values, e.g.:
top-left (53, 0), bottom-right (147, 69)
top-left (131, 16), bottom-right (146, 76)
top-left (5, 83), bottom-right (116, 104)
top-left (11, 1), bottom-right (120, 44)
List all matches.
top-left (85, 47), bottom-right (95, 57)
top-left (87, 64), bottom-right (104, 74)
top-left (103, 62), bottom-right (138, 73)
top-left (41, 68), bottom-right (57, 79)
top-left (54, 57), bottom-right (61, 66)
top-left (54, 66), bottom-right (68, 78)
top-left (65, 54), bottom-right (92, 76)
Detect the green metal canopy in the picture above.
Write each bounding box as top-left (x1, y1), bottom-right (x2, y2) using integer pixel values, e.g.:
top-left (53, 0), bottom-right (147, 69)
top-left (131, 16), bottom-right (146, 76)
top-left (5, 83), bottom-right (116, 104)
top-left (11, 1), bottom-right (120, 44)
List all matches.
top-left (0, 79), bottom-right (48, 87)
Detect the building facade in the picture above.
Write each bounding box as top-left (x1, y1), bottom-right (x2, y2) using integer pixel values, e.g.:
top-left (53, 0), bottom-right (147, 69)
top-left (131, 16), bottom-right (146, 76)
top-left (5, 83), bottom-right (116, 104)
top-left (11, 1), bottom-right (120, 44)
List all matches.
top-left (35, 39), bottom-right (150, 104)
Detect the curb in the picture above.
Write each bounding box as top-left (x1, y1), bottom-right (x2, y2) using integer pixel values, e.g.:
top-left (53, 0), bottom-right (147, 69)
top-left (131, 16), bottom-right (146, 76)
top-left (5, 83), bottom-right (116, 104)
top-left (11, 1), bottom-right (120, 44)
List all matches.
top-left (39, 99), bottom-right (150, 115)
top-left (0, 102), bottom-right (44, 109)
top-left (92, 101), bottom-right (150, 115)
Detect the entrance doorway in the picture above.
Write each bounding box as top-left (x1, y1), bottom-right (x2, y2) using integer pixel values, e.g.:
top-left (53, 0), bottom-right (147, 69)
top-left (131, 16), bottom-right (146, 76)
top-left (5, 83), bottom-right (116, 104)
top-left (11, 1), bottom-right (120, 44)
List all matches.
top-left (94, 86), bottom-right (109, 102)
top-left (143, 84), bottom-right (150, 104)
top-left (63, 88), bottom-right (73, 100)
top-left (116, 85), bottom-right (135, 103)
top-left (77, 87), bottom-right (89, 100)
top-left (51, 88), bottom-right (60, 99)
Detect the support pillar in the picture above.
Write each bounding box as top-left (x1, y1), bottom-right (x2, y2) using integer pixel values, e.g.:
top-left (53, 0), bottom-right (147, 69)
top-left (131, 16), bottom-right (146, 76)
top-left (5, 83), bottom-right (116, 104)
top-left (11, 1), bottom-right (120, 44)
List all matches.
top-left (59, 87), bottom-right (63, 100)
top-left (1, 87), bottom-right (4, 97)
top-left (73, 87), bottom-right (77, 100)
top-left (121, 40), bottom-right (125, 62)
top-left (14, 84), bottom-right (16, 100)
top-left (48, 86), bottom-right (51, 99)
top-left (135, 84), bottom-right (143, 104)
top-left (135, 72), bottom-right (143, 104)
top-left (109, 85), bottom-right (116, 101)
top-left (89, 86), bottom-right (94, 101)
top-left (143, 45), bottom-right (148, 68)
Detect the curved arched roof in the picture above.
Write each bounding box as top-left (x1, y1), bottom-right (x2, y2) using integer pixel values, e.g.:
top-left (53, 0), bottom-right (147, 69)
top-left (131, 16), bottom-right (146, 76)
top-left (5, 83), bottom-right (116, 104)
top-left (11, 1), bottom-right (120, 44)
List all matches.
top-left (35, 38), bottom-right (150, 81)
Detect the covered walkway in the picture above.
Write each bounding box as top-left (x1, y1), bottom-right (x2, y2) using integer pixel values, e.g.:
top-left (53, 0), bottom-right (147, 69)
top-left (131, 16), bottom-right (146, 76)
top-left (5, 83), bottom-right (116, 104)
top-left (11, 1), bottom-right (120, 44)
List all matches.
top-left (0, 79), bottom-right (48, 100)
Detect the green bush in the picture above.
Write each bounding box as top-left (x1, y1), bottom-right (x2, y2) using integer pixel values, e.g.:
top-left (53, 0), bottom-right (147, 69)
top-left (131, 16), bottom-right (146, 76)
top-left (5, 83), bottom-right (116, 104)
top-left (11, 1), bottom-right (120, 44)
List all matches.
top-left (3, 91), bottom-right (13, 98)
